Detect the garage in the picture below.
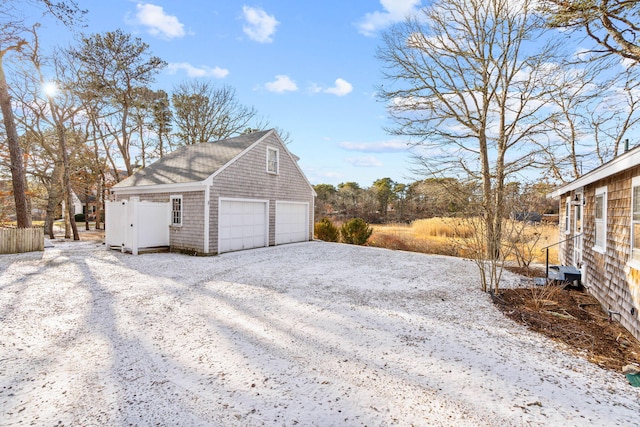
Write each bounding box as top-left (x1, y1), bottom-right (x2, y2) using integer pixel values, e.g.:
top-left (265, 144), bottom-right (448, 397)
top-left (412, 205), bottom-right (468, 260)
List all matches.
top-left (276, 202), bottom-right (309, 245)
top-left (219, 199), bottom-right (268, 253)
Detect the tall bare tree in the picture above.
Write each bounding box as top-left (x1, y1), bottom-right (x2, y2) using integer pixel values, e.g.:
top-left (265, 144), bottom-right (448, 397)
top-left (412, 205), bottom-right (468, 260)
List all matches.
top-left (20, 33), bottom-right (83, 240)
top-left (172, 80), bottom-right (258, 145)
top-left (0, 0), bottom-right (84, 228)
top-left (378, 0), bottom-right (562, 292)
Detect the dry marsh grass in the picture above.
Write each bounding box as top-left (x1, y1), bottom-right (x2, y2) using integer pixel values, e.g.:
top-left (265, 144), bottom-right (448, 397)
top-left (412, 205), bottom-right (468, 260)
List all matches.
top-left (369, 217), bottom-right (559, 264)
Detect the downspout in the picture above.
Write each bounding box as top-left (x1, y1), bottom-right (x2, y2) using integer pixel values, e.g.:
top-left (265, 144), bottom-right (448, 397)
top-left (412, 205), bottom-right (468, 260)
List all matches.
top-left (203, 183), bottom-right (210, 254)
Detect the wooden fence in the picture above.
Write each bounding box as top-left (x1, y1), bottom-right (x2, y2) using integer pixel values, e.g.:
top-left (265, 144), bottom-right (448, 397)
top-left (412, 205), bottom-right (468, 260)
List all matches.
top-left (0, 227), bottom-right (44, 254)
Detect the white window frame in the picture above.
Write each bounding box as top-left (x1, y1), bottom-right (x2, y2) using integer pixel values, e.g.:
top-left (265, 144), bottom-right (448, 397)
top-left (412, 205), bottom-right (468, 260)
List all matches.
top-left (564, 196), bottom-right (571, 234)
top-left (593, 186), bottom-right (607, 254)
top-left (630, 177), bottom-right (640, 267)
top-left (267, 146), bottom-right (279, 174)
top-left (170, 195), bottom-right (183, 227)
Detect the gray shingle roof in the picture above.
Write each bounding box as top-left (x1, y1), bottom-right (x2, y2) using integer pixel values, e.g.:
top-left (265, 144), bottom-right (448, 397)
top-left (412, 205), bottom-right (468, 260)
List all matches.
top-left (113, 130), bottom-right (272, 188)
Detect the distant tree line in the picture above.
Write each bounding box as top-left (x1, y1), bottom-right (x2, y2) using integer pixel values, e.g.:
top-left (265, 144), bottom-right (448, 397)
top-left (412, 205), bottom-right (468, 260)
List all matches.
top-left (314, 178), bottom-right (557, 224)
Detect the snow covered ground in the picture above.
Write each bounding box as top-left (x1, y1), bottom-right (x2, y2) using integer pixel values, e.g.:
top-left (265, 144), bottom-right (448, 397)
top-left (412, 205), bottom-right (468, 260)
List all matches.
top-left (1, 240), bottom-right (638, 426)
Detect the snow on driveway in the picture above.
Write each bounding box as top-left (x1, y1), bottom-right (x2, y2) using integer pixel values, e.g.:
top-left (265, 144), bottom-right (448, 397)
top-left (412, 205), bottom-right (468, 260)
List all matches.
top-left (0, 241), bottom-right (638, 426)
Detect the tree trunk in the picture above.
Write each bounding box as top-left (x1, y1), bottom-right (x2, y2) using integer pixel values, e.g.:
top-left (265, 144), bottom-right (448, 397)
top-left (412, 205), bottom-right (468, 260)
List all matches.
top-left (44, 161), bottom-right (64, 239)
top-left (0, 56), bottom-right (31, 228)
top-left (49, 98), bottom-right (79, 240)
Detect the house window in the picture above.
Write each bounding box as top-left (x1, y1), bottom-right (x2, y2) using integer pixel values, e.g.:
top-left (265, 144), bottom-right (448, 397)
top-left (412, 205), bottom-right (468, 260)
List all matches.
top-left (170, 195), bottom-right (182, 226)
top-left (564, 197), bottom-right (571, 234)
top-left (594, 186), bottom-right (607, 253)
top-left (267, 147), bottom-right (279, 174)
top-left (632, 177), bottom-right (640, 262)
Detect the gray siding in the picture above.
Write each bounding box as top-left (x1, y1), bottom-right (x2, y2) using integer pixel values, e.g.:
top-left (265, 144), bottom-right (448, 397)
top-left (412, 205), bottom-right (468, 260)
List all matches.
top-left (115, 190), bottom-right (206, 254)
top-left (558, 164), bottom-right (640, 341)
top-left (209, 132), bottom-right (314, 254)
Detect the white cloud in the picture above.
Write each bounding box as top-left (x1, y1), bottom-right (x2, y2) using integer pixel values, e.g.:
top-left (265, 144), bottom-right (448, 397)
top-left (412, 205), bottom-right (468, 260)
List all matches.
top-left (242, 6), bottom-right (279, 43)
top-left (265, 75), bottom-right (298, 93)
top-left (308, 79), bottom-right (353, 96)
top-left (345, 156), bottom-right (383, 167)
top-left (324, 78), bottom-right (353, 96)
top-left (167, 63), bottom-right (229, 78)
top-left (339, 140), bottom-right (407, 153)
top-left (308, 83), bottom-right (323, 94)
top-left (357, 0), bottom-right (421, 36)
top-left (135, 3), bottom-right (185, 39)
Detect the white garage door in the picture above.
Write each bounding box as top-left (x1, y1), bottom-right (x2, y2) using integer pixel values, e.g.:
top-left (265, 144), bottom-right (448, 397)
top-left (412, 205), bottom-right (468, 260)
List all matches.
top-left (276, 202), bottom-right (308, 245)
top-left (219, 199), bottom-right (268, 253)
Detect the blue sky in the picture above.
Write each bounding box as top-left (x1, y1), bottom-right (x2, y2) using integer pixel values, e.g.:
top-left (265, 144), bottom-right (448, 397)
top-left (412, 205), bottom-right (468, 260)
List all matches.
top-left (35, 0), bottom-right (426, 188)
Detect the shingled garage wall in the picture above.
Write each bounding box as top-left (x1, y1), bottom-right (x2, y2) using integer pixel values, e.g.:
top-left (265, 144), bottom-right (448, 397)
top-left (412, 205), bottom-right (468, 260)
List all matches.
top-left (115, 190), bottom-right (206, 254)
top-left (209, 132), bottom-right (314, 254)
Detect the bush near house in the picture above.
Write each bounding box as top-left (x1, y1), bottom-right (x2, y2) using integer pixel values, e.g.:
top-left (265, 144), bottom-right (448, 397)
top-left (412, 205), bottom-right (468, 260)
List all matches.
top-left (314, 218), bottom-right (340, 242)
top-left (340, 218), bottom-right (373, 245)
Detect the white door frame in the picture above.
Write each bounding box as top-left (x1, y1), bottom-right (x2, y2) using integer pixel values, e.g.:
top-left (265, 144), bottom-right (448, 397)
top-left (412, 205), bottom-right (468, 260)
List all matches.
top-left (573, 190), bottom-right (583, 267)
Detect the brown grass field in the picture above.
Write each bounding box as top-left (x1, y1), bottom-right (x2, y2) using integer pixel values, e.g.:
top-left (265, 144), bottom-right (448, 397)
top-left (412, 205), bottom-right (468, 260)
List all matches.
top-left (368, 217), bottom-right (560, 266)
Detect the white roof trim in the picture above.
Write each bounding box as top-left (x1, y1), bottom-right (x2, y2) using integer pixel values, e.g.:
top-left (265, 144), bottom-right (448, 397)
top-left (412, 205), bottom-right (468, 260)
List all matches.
top-left (111, 181), bottom-right (206, 195)
top-left (549, 146), bottom-right (640, 198)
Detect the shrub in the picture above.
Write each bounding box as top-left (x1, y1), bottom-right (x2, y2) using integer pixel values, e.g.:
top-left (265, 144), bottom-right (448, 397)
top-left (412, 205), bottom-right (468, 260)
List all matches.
top-left (314, 218), bottom-right (339, 242)
top-left (340, 218), bottom-right (373, 245)
top-left (74, 213), bottom-right (85, 222)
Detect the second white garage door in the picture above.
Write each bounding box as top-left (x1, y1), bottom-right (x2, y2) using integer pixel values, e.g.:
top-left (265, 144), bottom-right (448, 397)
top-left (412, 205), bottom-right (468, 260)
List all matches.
top-left (219, 199), bottom-right (268, 253)
top-left (275, 202), bottom-right (309, 245)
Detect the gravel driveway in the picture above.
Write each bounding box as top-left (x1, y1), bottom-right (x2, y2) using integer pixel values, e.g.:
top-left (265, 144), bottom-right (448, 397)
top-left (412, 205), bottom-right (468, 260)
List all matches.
top-left (1, 240), bottom-right (638, 426)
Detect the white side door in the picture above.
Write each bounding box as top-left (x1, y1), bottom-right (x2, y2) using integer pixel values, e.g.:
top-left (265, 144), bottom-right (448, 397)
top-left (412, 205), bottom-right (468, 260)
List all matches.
top-left (574, 192), bottom-right (583, 267)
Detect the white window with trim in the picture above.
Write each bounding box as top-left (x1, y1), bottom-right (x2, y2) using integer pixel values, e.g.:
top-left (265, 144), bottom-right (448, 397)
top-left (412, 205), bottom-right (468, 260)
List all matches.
top-left (564, 196), bottom-right (571, 234)
top-left (267, 147), bottom-right (279, 174)
top-left (631, 177), bottom-right (640, 263)
top-left (170, 195), bottom-right (182, 226)
top-left (594, 186), bottom-right (607, 253)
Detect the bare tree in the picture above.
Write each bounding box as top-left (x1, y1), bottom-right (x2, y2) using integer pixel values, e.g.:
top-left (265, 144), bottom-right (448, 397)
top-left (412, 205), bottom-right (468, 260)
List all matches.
top-left (544, 60), bottom-right (640, 182)
top-left (590, 66), bottom-right (640, 162)
top-left (378, 0), bottom-right (562, 292)
top-left (23, 35), bottom-right (82, 239)
top-left (0, 0), bottom-right (84, 228)
top-left (543, 61), bottom-right (609, 182)
top-left (543, 0), bottom-right (640, 64)
top-left (0, 12), bottom-right (31, 228)
top-left (172, 80), bottom-right (258, 145)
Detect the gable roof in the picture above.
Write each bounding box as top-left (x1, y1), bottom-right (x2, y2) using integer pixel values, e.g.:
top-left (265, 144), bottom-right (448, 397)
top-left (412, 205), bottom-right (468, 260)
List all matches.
top-left (113, 129), bottom-right (272, 188)
top-left (549, 144), bottom-right (640, 198)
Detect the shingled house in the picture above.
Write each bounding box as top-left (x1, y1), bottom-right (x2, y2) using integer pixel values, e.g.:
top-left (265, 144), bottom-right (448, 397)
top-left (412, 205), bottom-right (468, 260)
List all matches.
top-left (549, 145), bottom-right (640, 340)
top-left (107, 129), bottom-right (315, 255)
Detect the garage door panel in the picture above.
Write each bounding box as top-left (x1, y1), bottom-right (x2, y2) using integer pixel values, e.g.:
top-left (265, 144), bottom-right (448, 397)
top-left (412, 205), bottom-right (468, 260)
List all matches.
top-left (276, 202), bottom-right (308, 245)
top-left (219, 200), bottom-right (267, 253)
